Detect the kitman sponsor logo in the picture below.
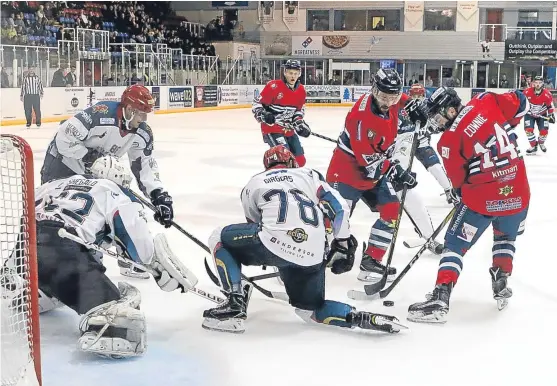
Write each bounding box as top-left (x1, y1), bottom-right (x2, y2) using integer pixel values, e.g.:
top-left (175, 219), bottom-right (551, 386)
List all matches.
top-left (492, 164), bottom-right (518, 179)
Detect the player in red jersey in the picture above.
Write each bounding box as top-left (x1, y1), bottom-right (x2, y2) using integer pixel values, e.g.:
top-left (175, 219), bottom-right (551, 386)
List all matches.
top-left (326, 69), bottom-right (417, 283)
top-left (523, 75), bottom-right (555, 154)
top-left (405, 87), bottom-right (531, 323)
top-left (252, 59), bottom-right (310, 166)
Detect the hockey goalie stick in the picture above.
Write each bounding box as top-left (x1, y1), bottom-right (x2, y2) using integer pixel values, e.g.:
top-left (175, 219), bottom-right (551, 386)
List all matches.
top-left (358, 123), bottom-right (421, 297)
top-left (57, 228), bottom-right (226, 304)
top-left (348, 206), bottom-right (456, 301)
top-left (128, 190), bottom-right (288, 302)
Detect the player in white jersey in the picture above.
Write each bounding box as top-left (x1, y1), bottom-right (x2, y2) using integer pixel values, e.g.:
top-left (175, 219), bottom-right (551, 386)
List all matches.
top-left (394, 84), bottom-right (457, 253)
top-left (40, 84), bottom-right (174, 279)
top-left (202, 146), bottom-right (405, 334)
top-left (33, 157), bottom-right (190, 358)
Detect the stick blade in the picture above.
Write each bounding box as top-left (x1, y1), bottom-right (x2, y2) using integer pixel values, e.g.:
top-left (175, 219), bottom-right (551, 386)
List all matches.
top-left (347, 290), bottom-right (380, 301)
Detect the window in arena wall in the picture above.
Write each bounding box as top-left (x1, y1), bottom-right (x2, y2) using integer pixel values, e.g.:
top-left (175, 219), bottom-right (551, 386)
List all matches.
top-left (307, 10), bottom-right (330, 31)
top-left (334, 10), bottom-right (367, 31)
top-left (424, 8), bottom-right (456, 31)
top-left (367, 9), bottom-right (401, 31)
top-left (518, 10), bottom-right (538, 23)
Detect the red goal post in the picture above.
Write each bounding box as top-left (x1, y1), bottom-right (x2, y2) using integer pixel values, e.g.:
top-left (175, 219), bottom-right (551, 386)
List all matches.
top-left (1, 134), bottom-right (41, 386)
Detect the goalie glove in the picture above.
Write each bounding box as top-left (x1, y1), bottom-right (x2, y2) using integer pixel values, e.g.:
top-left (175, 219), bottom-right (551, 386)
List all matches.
top-left (149, 234), bottom-right (198, 292)
top-left (326, 235), bottom-right (357, 275)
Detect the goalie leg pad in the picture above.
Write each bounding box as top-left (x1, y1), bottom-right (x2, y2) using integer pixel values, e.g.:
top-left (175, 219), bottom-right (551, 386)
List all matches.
top-left (78, 282), bottom-right (145, 359)
top-left (38, 288), bottom-right (64, 313)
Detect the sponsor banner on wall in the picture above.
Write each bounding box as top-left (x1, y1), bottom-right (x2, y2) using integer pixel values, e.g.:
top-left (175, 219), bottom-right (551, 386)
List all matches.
top-left (168, 87), bottom-right (193, 109)
top-left (194, 85), bottom-right (218, 108)
top-left (505, 40), bottom-right (557, 60)
top-left (305, 85), bottom-right (342, 103)
top-left (151, 86), bottom-right (161, 110)
top-left (237, 85), bottom-right (262, 104)
top-left (95, 87), bottom-right (121, 102)
top-left (352, 86), bottom-right (372, 101)
top-left (64, 87), bottom-right (88, 114)
top-left (292, 36), bottom-right (323, 56)
top-left (471, 88), bottom-right (485, 99)
top-left (217, 86), bottom-right (239, 106)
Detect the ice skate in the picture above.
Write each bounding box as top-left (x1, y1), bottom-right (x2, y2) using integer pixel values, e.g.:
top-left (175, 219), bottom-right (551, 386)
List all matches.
top-left (490, 267), bottom-right (512, 311)
top-left (526, 145), bottom-right (538, 155)
top-left (348, 311), bottom-right (407, 333)
top-left (539, 143), bottom-right (547, 153)
top-left (118, 259), bottom-right (150, 279)
top-left (407, 283), bottom-right (452, 324)
top-left (357, 244), bottom-right (396, 282)
top-left (202, 292), bottom-right (247, 334)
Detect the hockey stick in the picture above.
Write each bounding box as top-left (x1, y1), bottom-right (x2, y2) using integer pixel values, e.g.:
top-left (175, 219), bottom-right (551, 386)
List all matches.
top-left (360, 123), bottom-right (421, 297)
top-left (128, 190), bottom-right (287, 301)
top-left (310, 132), bottom-right (337, 143)
top-left (348, 206), bottom-right (456, 301)
top-left (57, 228), bottom-right (227, 304)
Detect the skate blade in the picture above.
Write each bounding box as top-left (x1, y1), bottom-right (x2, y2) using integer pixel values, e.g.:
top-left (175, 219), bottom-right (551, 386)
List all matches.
top-left (496, 298), bottom-right (509, 311)
top-left (202, 317), bottom-right (245, 334)
top-left (119, 268), bottom-right (150, 280)
top-left (389, 319), bottom-right (410, 331)
top-left (357, 271), bottom-right (395, 283)
top-left (407, 310), bottom-right (447, 324)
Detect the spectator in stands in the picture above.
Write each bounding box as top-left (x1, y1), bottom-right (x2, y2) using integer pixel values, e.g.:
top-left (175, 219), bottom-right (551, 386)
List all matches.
top-left (51, 65), bottom-right (67, 87)
top-left (500, 74), bottom-right (509, 88)
top-left (545, 77), bottom-right (554, 89)
top-left (490, 77), bottom-right (497, 88)
top-left (1, 67), bottom-right (10, 88)
top-left (83, 68), bottom-right (92, 86)
top-left (65, 65), bottom-right (77, 86)
top-left (425, 75), bottom-right (433, 87)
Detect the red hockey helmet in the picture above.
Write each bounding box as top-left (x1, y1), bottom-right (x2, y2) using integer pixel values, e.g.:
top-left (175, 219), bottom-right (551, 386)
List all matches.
top-left (263, 146), bottom-right (298, 170)
top-left (121, 84), bottom-right (155, 113)
top-left (409, 83), bottom-right (425, 99)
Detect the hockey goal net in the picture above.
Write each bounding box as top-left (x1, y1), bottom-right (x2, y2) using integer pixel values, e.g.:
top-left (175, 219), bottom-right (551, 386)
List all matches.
top-left (1, 134), bottom-right (41, 386)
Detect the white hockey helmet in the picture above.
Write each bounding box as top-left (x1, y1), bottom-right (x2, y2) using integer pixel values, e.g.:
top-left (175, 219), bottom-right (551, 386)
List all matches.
top-left (90, 156), bottom-right (132, 187)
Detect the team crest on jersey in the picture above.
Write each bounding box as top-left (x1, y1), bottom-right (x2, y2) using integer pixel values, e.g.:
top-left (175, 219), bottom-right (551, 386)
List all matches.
top-left (367, 129), bottom-right (375, 139)
top-left (271, 82), bottom-right (277, 89)
top-left (287, 228), bottom-right (308, 243)
top-left (499, 185), bottom-right (513, 197)
top-left (277, 92), bottom-right (283, 100)
top-left (92, 104), bottom-right (109, 114)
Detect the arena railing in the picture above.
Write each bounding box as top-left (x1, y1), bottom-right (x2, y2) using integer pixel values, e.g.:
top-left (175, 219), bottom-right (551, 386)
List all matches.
top-left (479, 24), bottom-right (553, 42)
top-left (0, 45), bottom-right (59, 87)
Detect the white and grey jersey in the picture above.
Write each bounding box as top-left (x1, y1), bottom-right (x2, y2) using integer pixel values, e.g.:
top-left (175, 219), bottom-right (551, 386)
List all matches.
top-left (35, 175), bottom-right (154, 265)
top-left (241, 167), bottom-right (350, 266)
top-left (45, 100), bottom-right (164, 196)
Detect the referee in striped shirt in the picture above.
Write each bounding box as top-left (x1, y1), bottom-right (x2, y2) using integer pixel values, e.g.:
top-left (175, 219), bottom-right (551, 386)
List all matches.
top-left (20, 67), bottom-right (44, 128)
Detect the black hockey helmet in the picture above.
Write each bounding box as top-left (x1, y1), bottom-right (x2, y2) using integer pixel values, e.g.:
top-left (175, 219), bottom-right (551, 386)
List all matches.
top-left (425, 87), bottom-right (462, 131)
top-left (534, 75), bottom-right (544, 82)
top-left (372, 68), bottom-right (403, 94)
top-left (284, 59), bottom-right (302, 71)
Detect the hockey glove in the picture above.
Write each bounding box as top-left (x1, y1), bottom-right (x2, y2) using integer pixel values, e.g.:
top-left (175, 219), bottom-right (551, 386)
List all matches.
top-left (292, 118), bottom-right (311, 138)
top-left (549, 114), bottom-right (556, 124)
top-left (444, 188), bottom-right (461, 205)
top-left (150, 189), bottom-right (174, 228)
top-left (327, 235), bottom-right (357, 275)
top-left (386, 161), bottom-right (417, 191)
top-left (255, 109), bottom-right (276, 125)
top-left (82, 148), bottom-right (103, 171)
top-left (404, 98), bottom-right (429, 129)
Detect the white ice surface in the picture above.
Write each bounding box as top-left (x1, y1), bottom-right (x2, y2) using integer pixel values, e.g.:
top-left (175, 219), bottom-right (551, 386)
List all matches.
top-left (2, 107), bottom-right (556, 386)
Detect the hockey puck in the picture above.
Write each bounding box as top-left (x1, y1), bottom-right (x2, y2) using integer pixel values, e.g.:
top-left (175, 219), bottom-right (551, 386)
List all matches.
top-left (383, 300), bottom-right (394, 307)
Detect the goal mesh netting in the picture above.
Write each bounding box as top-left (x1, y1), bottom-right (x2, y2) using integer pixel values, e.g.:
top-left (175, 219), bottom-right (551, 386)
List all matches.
top-left (1, 135), bottom-right (41, 386)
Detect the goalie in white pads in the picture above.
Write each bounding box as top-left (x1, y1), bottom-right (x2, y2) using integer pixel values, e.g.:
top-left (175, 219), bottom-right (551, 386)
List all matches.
top-left (203, 146), bottom-right (406, 334)
top-left (32, 157), bottom-right (192, 359)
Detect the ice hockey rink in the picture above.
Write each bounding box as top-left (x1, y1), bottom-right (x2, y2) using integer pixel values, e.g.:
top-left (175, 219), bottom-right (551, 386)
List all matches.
top-left (2, 106), bottom-right (556, 386)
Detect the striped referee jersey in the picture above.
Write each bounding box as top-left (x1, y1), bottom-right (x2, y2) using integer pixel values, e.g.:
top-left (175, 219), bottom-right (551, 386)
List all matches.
top-left (20, 74), bottom-right (44, 96)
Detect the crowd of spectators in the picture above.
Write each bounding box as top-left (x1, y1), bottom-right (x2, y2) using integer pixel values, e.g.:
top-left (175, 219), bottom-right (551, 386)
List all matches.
top-left (0, 1), bottom-right (216, 57)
